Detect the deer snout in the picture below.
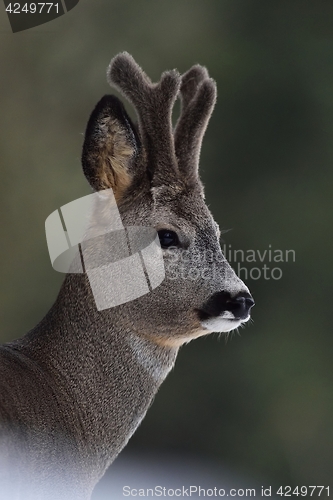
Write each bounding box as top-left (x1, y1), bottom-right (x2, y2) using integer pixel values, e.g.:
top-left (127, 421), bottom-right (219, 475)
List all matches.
top-left (225, 292), bottom-right (255, 320)
top-left (197, 291), bottom-right (255, 333)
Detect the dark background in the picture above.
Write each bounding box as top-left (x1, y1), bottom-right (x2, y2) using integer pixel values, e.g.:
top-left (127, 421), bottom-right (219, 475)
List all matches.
top-left (1, 0), bottom-right (332, 490)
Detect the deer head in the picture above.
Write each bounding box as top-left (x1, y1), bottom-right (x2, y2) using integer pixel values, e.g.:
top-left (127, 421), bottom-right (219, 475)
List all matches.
top-left (81, 52), bottom-right (254, 347)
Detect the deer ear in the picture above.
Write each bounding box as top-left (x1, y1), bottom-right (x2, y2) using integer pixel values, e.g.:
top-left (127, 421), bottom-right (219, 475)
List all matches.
top-left (82, 95), bottom-right (140, 199)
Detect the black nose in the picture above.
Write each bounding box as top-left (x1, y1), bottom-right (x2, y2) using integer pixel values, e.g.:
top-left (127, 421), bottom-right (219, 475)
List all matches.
top-left (197, 291), bottom-right (255, 322)
top-left (225, 292), bottom-right (255, 320)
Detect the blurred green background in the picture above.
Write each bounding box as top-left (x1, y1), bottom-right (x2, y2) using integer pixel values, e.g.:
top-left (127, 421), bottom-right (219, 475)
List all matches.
top-left (1, 0), bottom-right (333, 490)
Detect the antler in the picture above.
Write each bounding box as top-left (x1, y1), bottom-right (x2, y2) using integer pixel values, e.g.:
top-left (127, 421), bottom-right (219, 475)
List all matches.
top-left (174, 65), bottom-right (217, 183)
top-left (106, 53), bottom-right (216, 188)
top-left (107, 52), bottom-right (181, 186)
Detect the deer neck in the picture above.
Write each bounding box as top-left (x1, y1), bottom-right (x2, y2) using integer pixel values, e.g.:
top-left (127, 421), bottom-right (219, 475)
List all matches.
top-left (12, 273), bottom-right (178, 477)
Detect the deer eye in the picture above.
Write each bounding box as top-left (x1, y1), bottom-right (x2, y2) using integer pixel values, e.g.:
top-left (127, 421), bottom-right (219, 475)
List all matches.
top-left (157, 230), bottom-right (179, 248)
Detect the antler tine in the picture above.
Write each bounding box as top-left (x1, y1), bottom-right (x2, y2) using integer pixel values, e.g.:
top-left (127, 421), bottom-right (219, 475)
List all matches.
top-left (107, 52), bottom-right (181, 185)
top-left (108, 52), bottom-right (152, 105)
top-left (178, 65), bottom-right (209, 110)
top-left (174, 65), bottom-right (217, 183)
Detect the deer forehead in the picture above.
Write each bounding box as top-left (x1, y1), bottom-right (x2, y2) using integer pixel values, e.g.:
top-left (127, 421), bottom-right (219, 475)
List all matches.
top-left (152, 192), bottom-right (219, 238)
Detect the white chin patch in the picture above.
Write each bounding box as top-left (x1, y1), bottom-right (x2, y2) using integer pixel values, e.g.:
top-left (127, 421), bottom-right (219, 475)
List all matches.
top-left (201, 312), bottom-right (250, 333)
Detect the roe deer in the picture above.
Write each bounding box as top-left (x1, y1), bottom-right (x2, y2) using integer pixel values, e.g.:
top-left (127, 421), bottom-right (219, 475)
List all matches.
top-left (0, 53), bottom-right (254, 500)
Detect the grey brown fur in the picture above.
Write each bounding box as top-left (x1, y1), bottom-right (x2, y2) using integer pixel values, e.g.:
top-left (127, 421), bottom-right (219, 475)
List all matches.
top-left (0, 53), bottom-right (253, 500)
